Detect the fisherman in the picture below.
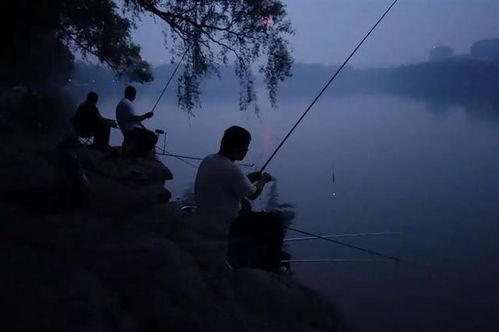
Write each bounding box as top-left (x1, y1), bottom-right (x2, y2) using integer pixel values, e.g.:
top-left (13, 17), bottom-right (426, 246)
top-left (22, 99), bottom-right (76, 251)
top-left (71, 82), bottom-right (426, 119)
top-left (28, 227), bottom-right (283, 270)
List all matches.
top-left (194, 126), bottom-right (272, 237)
top-left (73, 92), bottom-right (117, 150)
top-left (115, 85), bottom-right (157, 159)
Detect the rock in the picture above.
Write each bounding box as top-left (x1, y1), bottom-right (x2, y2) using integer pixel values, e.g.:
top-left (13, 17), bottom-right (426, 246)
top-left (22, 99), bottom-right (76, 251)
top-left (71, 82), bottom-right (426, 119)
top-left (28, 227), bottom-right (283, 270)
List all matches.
top-left (0, 147), bottom-right (88, 212)
top-left (0, 149), bottom-right (57, 195)
top-left (92, 237), bottom-right (222, 332)
top-left (0, 206), bottom-right (344, 332)
top-left (232, 268), bottom-right (344, 332)
top-left (75, 148), bottom-right (173, 185)
top-left (0, 247), bottom-right (133, 332)
top-left (0, 136), bottom-right (343, 332)
top-left (0, 141), bottom-right (174, 215)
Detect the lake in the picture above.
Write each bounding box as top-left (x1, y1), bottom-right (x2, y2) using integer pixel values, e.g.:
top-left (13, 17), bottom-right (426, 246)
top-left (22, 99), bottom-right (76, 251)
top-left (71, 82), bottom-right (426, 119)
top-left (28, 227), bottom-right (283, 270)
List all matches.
top-left (92, 90), bottom-right (499, 332)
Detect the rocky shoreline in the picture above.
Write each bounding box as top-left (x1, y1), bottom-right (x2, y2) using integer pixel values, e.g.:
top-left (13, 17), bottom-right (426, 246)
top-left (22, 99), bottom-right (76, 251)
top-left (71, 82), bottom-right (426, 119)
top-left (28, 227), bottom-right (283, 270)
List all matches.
top-left (0, 91), bottom-right (345, 331)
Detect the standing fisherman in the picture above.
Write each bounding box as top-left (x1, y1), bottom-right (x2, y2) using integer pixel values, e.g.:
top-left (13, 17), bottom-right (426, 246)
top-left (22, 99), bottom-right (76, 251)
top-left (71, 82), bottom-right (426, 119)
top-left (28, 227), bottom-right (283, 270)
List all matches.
top-left (194, 126), bottom-right (272, 237)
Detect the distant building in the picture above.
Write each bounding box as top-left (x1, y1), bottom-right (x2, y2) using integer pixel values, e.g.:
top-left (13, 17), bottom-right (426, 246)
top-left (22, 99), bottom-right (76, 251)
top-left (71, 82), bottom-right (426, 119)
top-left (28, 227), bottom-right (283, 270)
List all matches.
top-left (429, 46), bottom-right (454, 62)
top-left (470, 38), bottom-right (499, 61)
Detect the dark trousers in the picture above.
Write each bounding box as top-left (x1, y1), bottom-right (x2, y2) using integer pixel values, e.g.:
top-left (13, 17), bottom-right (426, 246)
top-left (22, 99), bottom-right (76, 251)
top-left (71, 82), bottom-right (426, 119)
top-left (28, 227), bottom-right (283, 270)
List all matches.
top-left (76, 118), bottom-right (111, 149)
top-left (123, 128), bottom-right (158, 159)
top-left (92, 120), bottom-right (111, 149)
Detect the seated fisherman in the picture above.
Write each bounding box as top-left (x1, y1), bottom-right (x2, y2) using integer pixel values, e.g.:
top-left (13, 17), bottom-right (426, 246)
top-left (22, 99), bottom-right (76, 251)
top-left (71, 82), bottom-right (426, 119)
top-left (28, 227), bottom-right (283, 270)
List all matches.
top-left (73, 92), bottom-right (117, 150)
top-left (194, 126), bottom-right (272, 237)
top-left (115, 85), bottom-right (157, 159)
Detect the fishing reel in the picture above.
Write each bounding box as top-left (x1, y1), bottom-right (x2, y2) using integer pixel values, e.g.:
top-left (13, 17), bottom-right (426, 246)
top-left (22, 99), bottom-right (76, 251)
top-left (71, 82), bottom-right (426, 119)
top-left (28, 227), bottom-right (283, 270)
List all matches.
top-left (154, 128), bottom-right (167, 154)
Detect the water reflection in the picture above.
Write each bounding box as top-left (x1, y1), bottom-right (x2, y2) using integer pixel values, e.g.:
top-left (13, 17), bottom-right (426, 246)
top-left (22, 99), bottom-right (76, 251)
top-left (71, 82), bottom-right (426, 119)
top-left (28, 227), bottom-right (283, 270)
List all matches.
top-left (417, 94), bottom-right (499, 122)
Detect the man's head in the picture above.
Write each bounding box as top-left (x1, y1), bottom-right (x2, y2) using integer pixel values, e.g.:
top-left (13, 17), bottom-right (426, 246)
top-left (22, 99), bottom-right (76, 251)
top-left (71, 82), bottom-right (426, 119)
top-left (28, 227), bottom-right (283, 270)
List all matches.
top-left (124, 85), bottom-right (136, 101)
top-left (220, 126), bottom-right (251, 161)
top-left (86, 92), bottom-right (98, 105)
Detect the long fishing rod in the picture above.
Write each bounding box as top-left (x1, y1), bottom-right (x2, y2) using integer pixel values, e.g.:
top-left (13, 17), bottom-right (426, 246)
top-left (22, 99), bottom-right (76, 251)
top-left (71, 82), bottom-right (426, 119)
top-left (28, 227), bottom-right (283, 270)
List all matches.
top-left (260, 0), bottom-right (399, 173)
top-left (154, 145), bottom-right (199, 169)
top-left (154, 145), bottom-right (255, 168)
top-left (150, 47), bottom-right (190, 114)
top-left (284, 231), bottom-right (401, 242)
top-left (282, 258), bottom-right (387, 264)
top-left (155, 150), bottom-right (255, 167)
top-left (286, 226), bottom-right (401, 263)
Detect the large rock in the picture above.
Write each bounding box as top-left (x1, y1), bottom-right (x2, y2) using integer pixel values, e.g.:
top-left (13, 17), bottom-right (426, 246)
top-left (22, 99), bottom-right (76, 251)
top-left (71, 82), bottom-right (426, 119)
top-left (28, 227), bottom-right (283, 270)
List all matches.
top-left (0, 146), bottom-right (88, 212)
top-left (0, 206), bottom-right (345, 332)
top-left (0, 247), bottom-right (132, 332)
top-left (232, 269), bottom-right (345, 332)
top-left (75, 147), bottom-right (173, 185)
top-left (1, 137), bottom-right (343, 332)
top-left (0, 140), bottom-right (174, 214)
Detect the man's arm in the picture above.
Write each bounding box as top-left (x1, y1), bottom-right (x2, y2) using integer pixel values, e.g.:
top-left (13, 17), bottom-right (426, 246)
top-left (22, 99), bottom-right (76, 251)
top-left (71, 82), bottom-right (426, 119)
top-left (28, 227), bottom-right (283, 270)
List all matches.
top-left (95, 107), bottom-right (118, 128)
top-left (247, 172), bottom-right (272, 200)
top-left (130, 112), bottom-right (153, 123)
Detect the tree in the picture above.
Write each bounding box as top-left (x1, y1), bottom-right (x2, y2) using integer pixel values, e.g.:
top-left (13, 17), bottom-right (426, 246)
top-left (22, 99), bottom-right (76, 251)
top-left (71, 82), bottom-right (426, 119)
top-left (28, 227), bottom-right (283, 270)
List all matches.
top-left (1, 0), bottom-right (151, 87)
top-left (2, 0), bottom-right (293, 112)
top-left (123, 0), bottom-right (294, 111)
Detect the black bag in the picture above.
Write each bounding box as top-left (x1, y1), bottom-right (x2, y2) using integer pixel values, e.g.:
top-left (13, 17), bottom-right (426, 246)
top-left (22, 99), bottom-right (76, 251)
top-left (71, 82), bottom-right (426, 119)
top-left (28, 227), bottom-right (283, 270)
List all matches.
top-left (228, 203), bottom-right (285, 271)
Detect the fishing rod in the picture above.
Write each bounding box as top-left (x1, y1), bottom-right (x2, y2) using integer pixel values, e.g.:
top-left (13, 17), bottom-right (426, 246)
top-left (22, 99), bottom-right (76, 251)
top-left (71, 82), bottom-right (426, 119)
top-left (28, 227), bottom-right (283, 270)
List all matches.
top-left (284, 231), bottom-right (401, 242)
top-left (154, 145), bottom-right (255, 168)
top-left (282, 258), bottom-right (387, 264)
top-left (153, 130), bottom-right (255, 168)
top-left (286, 226), bottom-right (402, 263)
top-left (155, 150), bottom-right (255, 168)
top-left (260, 0), bottom-right (399, 173)
top-left (150, 47), bottom-right (190, 114)
top-left (155, 147), bottom-right (199, 169)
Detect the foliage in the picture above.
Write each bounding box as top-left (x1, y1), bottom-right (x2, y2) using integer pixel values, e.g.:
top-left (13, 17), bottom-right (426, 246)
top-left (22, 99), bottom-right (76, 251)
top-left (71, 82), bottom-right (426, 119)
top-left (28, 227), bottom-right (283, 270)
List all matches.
top-left (123, 0), bottom-right (294, 111)
top-left (58, 0), bottom-right (153, 83)
top-left (0, 1), bottom-right (74, 87)
top-left (2, 0), bottom-right (294, 112)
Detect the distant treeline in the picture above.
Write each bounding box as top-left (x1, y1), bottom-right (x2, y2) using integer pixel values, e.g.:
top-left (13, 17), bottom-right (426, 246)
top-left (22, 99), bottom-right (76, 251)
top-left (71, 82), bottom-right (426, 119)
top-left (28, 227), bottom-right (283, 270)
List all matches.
top-left (279, 58), bottom-right (499, 101)
top-left (70, 58), bottom-right (499, 104)
top-left (69, 61), bottom-right (242, 100)
top-left (354, 58), bottom-right (499, 101)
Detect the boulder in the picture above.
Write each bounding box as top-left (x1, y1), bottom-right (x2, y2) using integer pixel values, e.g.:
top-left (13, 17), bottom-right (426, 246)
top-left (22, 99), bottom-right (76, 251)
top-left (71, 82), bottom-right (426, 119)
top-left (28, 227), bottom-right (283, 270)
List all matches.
top-left (75, 147), bottom-right (173, 185)
top-left (0, 247), bottom-right (133, 332)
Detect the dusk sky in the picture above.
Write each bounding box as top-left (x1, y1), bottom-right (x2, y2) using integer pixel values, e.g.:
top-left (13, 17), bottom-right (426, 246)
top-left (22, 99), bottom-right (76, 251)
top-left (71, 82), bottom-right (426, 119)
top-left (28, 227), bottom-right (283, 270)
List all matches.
top-left (133, 0), bottom-right (499, 68)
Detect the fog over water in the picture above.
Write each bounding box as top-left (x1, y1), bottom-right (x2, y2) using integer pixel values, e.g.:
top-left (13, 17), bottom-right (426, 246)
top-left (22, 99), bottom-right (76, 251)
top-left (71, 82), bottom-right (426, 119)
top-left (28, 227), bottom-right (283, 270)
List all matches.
top-left (82, 89), bottom-right (499, 332)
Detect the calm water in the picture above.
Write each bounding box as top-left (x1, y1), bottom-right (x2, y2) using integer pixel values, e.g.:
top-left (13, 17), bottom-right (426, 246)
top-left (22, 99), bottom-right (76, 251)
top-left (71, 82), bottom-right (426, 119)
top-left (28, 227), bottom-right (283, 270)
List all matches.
top-left (94, 91), bottom-right (499, 331)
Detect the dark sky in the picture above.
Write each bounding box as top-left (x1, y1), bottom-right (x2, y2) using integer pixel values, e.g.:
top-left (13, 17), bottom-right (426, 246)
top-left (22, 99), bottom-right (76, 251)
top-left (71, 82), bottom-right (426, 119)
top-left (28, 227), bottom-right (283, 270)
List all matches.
top-left (133, 0), bottom-right (499, 67)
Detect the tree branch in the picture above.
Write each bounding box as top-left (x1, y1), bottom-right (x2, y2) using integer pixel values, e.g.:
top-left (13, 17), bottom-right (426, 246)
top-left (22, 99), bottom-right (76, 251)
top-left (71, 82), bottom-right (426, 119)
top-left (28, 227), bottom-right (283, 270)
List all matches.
top-left (59, 26), bottom-right (120, 73)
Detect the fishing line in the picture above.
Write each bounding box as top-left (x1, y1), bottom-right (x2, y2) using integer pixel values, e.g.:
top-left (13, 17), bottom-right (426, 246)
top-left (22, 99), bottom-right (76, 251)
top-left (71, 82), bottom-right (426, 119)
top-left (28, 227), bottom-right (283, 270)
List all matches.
top-left (159, 151), bottom-right (254, 167)
top-left (282, 259), bottom-right (387, 264)
top-left (286, 226), bottom-right (401, 262)
top-left (284, 231), bottom-right (401, 242)
top-left (286, 226), bottom-right (434, 273)
top-left (260, 0), bottom-right (399, 172)
top-left (155, 145), bottom-right (199, 169)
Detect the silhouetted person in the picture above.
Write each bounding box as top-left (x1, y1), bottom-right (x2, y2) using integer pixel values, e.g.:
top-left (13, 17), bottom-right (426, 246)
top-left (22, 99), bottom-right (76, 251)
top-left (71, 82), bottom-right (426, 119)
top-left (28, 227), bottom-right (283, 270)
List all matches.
top-left (194, 126), bottom-right (272, 238)
top-left (116, 86), bottom-right (157, 159)
top-left (73, 92), bottom-right (117, 150)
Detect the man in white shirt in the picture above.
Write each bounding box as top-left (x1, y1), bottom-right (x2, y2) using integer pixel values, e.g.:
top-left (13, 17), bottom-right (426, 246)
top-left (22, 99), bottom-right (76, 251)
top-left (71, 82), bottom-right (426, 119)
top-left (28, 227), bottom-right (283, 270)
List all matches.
top-left (116, 86), bottom-right (157, 158)
top-left (194, 126), bottom-right (272, 236)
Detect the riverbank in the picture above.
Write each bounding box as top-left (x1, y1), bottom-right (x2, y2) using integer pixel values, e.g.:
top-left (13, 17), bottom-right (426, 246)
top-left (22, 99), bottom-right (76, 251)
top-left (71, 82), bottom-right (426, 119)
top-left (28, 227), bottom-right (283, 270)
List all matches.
top-left (0, 120), bottom-right (345, 332)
